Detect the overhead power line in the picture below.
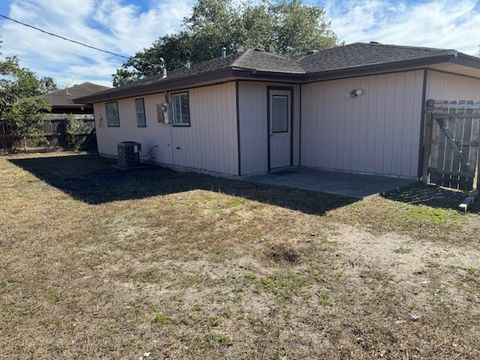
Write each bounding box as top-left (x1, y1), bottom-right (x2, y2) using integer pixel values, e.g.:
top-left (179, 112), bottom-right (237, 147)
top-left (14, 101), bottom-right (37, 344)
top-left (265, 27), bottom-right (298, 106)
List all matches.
top-left (0, 14), bottom-right (130, 59)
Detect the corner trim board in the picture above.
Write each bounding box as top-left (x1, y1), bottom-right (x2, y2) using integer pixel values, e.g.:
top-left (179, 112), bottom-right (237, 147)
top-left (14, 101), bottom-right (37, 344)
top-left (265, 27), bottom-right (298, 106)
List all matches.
top-left (267, 87), bottom-right (271, 171)
top-left (299, 84), bottom-right (302, 166)
top-left (417, 69), bottom-right (428, 179)
top-left (236, 81), bottom-right (241, 176)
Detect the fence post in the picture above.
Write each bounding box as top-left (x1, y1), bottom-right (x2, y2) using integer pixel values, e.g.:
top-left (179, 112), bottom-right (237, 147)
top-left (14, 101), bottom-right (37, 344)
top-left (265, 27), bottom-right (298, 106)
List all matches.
top-left (474, 126), bottom-right (480, 191)
top-left (422, 99), bottom-right (435, 184)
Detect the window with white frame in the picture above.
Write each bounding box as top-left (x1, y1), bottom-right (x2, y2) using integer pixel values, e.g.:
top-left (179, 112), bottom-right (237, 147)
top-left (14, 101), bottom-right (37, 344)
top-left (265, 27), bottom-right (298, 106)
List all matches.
top-left (171, 92), bottom-right (190, 126)
top-left (105, 102), bottom-right (120, 127)
top-left (135, 98), bottom-right (146, 127)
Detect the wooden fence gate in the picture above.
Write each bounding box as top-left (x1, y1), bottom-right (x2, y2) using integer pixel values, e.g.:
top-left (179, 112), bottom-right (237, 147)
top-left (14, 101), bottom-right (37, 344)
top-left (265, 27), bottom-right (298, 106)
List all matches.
top-left (422, 99), bottom-right (480, 191)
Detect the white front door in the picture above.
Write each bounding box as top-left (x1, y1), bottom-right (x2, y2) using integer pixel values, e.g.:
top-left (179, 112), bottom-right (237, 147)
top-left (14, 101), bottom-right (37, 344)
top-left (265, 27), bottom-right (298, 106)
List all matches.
top-left (269, 89), bottom-right (292, 170)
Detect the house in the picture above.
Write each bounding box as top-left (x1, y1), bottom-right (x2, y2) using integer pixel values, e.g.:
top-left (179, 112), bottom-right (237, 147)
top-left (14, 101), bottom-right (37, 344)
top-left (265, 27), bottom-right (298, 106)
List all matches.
top-left (45, 82), bottom-right (110, 114)
top-left (1, 82), bottom-right (110, 151)
top-left (40, 82), bottom-right (110, 150)
top-left (75, 42), bottom-right (480, 179)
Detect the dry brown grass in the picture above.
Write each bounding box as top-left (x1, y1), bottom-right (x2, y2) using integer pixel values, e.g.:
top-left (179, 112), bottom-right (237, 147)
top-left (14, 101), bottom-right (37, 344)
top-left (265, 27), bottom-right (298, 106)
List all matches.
top-left (1, 152), bottom-right (479, 359)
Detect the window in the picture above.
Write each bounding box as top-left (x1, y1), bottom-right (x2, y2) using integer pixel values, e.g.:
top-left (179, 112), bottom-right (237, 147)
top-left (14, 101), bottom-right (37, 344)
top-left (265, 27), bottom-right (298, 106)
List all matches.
top-left (105, 102), bottom-right (120, 127)
top-left (135, 98), bottom-right (146, 127)
top-left (271, 95), bottom-right (288, 132)
top-left (171, 92), bottom-right (190, 126)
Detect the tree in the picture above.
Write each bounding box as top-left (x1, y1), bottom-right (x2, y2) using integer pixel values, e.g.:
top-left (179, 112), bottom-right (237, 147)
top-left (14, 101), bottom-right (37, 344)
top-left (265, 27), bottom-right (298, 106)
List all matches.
top-left (65, 113), bottom-right (92, 149)
top-left (39, 77), bottom-right (58, 93)
top-left (239, 1), bottom-right (275, 52)
top-left (114, 0), bottom-right (337, 85)
top-left (112, 68), bottom-right (135, 87)
top-left (0, 56), bottom-right (41, 121)
top-left (0, 50), bottom-right (57, 150)
top-left (6, 96), bottom-right (51, 151)
top-left (270, 0), bottom-right (337, 54)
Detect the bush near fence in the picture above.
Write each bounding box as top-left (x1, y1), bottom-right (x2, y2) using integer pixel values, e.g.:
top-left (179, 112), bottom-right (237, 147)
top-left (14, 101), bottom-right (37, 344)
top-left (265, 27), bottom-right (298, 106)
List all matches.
top-left (0, 114), bottom-right (96, 152)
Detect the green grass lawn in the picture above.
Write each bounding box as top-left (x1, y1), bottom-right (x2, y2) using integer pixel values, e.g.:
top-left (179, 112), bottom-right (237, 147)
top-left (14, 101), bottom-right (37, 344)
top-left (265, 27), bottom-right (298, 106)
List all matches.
top-left (1, 152), bottom-right (479, 359)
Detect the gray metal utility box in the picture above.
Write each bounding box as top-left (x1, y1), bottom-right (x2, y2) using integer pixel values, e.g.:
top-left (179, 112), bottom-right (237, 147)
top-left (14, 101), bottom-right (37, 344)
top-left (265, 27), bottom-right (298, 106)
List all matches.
top-left (117, 141), bottom-right (141, 168)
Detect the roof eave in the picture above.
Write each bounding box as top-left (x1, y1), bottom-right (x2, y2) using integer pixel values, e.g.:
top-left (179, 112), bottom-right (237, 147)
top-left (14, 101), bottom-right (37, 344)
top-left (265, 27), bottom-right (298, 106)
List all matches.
top-left (75, 51), bottom-right (469, 103)
top-left (74, 67), bottom-right (236, 104)
top-left (232, 68), bottom-right (305, 81)
top-left (450, 53), bottom-right (480, 70)
top-left (50, 104), bottom-right (89, 109)
top-left (304, 53), bottom-right (457, 82)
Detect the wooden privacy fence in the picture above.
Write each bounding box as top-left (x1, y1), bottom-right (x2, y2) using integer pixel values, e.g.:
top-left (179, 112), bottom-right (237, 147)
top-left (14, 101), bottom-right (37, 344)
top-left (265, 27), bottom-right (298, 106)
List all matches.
top-left (422, 99), bottom-right (480, 192)
top-left (0, 114), bottom-right (95, 151)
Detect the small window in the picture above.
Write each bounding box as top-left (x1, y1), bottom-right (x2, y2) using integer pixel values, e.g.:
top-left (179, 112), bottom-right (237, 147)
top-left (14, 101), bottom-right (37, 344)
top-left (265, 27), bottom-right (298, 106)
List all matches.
top-left (105, 102), bottom-right (120, 127)
top-left (272, 95), bottom-right (288, 132)
top-left (135, 98), bottom-right (146, 127)
top-left (172, 92), bottom-right (190, 126)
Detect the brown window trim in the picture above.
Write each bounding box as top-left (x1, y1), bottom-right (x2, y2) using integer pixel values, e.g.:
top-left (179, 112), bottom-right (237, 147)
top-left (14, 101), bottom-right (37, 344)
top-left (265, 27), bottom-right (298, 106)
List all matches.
top-left (135, 98), bottom-right (147, 128)
top-left (171, 91), bottom-right (191, 127)
top-left (105, 101), bottom-right (120, 127)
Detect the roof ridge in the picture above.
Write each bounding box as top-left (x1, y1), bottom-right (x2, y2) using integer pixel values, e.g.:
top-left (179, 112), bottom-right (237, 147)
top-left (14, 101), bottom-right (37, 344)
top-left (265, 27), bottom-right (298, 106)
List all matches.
top-left (354, 41), bottom-right (454, 53)
top-left (232, 48), bottom-right (306, 73)
top-left (136, 50), bottom-right (245, 81)
top-left (296, 42), bottom-right (458, 70)
top-left (262, 50), bottom-right (295, 61)
top-left (231, 48), bottom-right (254, 68)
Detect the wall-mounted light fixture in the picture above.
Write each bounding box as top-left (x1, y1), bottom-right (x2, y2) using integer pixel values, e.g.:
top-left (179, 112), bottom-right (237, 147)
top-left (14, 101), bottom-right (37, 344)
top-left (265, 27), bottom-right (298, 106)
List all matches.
top-left (350, 89), bottom-right (363, 97)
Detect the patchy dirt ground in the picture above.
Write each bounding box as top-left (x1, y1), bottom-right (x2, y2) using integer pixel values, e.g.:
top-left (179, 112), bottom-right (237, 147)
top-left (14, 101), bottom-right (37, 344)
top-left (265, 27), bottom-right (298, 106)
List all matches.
top-left (1, 152), bottom-right (479, 359)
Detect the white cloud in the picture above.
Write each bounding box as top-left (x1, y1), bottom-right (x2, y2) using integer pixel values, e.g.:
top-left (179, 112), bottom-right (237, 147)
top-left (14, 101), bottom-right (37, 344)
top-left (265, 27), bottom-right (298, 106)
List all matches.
top-left (0, 0), bottom-right (193, 86)
top-left (325, 0), bottom-right (480, 55)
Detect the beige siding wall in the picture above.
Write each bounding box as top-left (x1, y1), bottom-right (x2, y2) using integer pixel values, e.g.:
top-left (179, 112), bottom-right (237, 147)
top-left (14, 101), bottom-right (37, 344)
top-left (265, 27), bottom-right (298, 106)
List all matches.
top-left (301, 70), bottom-right (424, 178)
top-left (238, 81), bottom-right (300, 175)
top-left (426, 70), bottom-right (480, 100)
top-left (94, 92), bottom-right (174, 165)
top-left (170, 82), bottom-right (238, 174)
top-left (94, 82), bottom-right (238, 175)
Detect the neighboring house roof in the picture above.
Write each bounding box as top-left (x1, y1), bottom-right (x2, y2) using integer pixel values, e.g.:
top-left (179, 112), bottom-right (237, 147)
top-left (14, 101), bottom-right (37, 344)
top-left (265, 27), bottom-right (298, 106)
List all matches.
top-left (45, 82), bottom-right (110, 108)
top-left (75, 42), bottom-right (480, 103)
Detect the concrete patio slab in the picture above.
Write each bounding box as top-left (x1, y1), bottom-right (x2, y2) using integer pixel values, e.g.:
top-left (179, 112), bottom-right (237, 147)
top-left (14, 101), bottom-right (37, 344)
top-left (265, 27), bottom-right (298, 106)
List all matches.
top-left (246, 168), bottom-right (416, 199)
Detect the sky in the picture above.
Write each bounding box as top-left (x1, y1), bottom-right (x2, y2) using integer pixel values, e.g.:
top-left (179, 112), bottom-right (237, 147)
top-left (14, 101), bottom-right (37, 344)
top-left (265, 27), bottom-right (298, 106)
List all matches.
top-left (1, 0), bottom-right (480, 87)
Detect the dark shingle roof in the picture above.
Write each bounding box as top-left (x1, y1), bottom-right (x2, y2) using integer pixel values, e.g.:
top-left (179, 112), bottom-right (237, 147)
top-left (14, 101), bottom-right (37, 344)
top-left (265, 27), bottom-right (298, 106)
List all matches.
top-left (75, 42), bottom-right (470, 103)
top-left (80, 49), bottom-right (305, 101)
top-left (78, 52), bottom-right (243, 101)
top-left (95, 51), bottom-right (245, 95)
top-left (45, 82), bottom-right (110, 107)
top-left (297, 42), bottom-right (455, 73)
top-left (233, 49), bottom-right (305, 73)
